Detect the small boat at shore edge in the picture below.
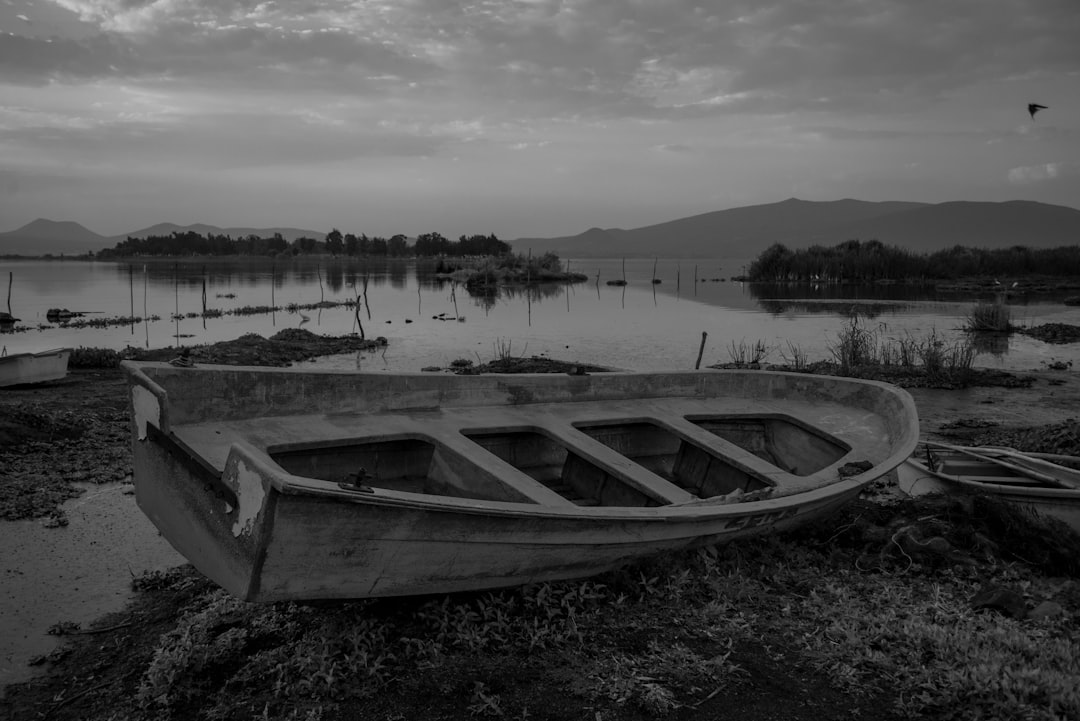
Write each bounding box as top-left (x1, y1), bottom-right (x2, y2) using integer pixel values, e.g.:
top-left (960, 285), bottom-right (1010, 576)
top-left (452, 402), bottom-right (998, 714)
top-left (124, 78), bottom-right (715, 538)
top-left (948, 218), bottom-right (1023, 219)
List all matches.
top-left (898, 442), bottom-right (1080, 534)
top-left (124, 362), bottom-right (919, 601)
top-left (0, 347), bottom-right (71, 388)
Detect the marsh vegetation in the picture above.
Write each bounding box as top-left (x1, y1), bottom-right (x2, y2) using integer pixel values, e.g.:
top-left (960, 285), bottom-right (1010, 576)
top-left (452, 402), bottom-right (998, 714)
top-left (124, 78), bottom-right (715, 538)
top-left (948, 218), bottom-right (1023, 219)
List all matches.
top-left (747, 239), bottom-right (1080, 283)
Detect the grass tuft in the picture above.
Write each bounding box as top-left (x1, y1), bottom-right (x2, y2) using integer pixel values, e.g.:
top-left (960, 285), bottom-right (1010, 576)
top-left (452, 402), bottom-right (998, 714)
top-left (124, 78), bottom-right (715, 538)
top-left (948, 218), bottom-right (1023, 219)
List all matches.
top-left (965, 297), bottom-right (1012, 332)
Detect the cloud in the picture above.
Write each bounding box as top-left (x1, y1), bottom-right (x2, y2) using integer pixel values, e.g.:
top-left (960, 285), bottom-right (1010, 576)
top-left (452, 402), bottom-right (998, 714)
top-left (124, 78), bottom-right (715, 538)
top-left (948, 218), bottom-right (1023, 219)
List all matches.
top-left (3, 0), bottom-right (1080, 235)
top-left (0, 32), bottom-right (138, 84)
top-left (654, 143), bottom-right (693, 153)
top-left (799, 126), bottom-right (928, 141)
top-left (1007, 162), bottom-right (1080, 184)
top-left (0, 110), bottom-right (446, 169)
top-left (2, 1), bottom-right (1072, 120)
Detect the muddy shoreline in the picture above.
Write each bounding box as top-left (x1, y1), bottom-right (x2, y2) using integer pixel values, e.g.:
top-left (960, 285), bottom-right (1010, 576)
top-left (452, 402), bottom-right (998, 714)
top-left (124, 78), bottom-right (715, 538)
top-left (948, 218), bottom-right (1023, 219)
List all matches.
top-left (2, 333), bottom-right (1079, 720)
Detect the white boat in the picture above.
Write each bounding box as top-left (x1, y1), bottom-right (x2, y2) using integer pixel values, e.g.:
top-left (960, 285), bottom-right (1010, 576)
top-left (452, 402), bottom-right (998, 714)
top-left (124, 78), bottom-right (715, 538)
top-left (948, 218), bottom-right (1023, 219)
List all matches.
top-left (0, 348), bottom-right (72, 388)
top-left (898, 442), bottom-right (1080, 534)
top-left (124, 362), bottom-right (919, 601)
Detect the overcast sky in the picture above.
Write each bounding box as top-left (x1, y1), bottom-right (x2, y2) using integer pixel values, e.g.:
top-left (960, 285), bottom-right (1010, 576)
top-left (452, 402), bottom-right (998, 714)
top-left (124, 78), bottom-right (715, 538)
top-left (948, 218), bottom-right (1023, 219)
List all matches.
top-left (1, 0), bottom-right (1078, 238)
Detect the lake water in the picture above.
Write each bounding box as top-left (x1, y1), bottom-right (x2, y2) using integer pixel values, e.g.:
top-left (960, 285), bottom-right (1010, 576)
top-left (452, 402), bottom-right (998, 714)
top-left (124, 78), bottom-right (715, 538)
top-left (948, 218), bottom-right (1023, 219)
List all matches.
top-left (2, 257), bottom-right (1079, 372)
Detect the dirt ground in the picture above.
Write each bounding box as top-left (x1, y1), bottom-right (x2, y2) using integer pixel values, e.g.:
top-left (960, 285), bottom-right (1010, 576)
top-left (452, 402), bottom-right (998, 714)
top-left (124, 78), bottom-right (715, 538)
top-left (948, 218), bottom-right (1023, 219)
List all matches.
top-left (2, 339), bottom-right (1079, 720)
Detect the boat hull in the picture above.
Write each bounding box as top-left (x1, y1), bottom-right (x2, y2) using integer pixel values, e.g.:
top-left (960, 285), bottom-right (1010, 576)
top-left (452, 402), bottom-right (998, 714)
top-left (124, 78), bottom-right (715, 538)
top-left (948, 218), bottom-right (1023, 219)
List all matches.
top-left (899, 456), bottom-right (1080, 535)
top-left (0, 348), bottom-right (71, 388)
top-left (125, 363), bottom-right (919, 601)
top-left (137, 431), bottom-right (869, 600)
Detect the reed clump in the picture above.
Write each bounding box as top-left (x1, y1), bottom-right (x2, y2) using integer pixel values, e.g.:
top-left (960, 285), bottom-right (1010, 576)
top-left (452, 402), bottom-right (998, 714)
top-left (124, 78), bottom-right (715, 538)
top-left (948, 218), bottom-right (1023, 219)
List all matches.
top-left (964, 297), bottom-right (1012, 332)
top-left (726, 339), bottom-right (772, 367)
top-left (826, 315), bottom-right (976, 383)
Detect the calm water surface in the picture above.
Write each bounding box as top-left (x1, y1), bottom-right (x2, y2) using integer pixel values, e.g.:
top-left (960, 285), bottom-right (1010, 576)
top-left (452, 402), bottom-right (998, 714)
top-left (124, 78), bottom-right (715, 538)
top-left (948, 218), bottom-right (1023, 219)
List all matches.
top-left (2, 257), bottom-right (1079, 371)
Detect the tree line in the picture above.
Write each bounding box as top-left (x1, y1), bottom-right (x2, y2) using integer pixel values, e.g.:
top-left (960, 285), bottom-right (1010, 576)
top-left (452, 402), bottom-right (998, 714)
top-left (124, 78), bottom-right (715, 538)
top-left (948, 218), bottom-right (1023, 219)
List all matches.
top-left (747, 239), bottom-right (1080, 282)
top-left (97, 229), bottom-right (510, 259)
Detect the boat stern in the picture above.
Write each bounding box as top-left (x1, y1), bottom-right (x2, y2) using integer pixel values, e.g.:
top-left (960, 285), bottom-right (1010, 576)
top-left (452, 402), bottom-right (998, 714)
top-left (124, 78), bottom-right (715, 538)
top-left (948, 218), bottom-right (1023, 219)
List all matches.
top-left (125, 362), bottom-right (278, 600)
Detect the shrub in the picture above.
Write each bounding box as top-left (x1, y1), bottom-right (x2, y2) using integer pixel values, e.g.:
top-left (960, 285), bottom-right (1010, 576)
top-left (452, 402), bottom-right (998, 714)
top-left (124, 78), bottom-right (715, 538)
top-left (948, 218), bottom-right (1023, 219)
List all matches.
top-left (68, 346), bottom-right (122, 369)
top-left (965, 297), bottom-right (1011, 332)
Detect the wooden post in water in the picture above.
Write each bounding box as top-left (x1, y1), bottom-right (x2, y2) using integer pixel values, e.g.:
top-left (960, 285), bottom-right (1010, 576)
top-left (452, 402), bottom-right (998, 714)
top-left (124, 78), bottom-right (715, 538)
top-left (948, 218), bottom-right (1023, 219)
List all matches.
top-left (694, 265), bottom-right (698, 295)
top-left (695, 332), bottom-right (708, 370)
top-left (129, 264), bottom-right (135, 334)
top-left (652, 257), bottom-right (658, 281)
top-left (362, 273), bottom-right (371, 320)
top-left (354, 287), bottom-right (365, 340)
top-left (173, 263), bottom-right (179, 347)
top-left (622, 257), bottom-right (626, 283)
top-left (143, 265), bottom-right (148, 348)
top-left (7, 271), bottom-right (12, 315)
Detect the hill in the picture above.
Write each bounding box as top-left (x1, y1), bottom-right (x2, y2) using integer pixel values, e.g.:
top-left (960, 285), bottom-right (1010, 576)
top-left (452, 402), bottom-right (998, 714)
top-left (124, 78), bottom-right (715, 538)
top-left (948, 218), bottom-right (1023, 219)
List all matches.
top-left (0, 219), bottom-right (110, 256)
top-left (512, 199), bottom-right (1080, 257)
top-left (0, 220), bottom-right (326, 257)
top-left (831, 200), bottom-right (1080, 253)
top-left (5, 200), bottom-right (1078, 258)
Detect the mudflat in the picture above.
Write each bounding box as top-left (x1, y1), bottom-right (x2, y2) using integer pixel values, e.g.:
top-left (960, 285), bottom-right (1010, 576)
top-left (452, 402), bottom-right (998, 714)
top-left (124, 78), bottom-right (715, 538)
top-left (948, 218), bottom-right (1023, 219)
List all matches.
top-left (2, 359), bottom-right (1079, 721)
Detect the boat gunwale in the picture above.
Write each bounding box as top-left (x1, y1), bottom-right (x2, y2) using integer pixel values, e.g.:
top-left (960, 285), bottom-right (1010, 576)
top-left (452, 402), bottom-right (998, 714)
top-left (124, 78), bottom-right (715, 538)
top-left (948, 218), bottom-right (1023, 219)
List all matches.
top-left (903, 456), bottom-right (1080, 501)
top-left (0, 347), bottom-right (72, 387)
top-left (227, 429), bottom-right (880, 522)
top-left (124, 361), bottom-right (920, 519)
top-left (0, 347), bottom-right (72, 361)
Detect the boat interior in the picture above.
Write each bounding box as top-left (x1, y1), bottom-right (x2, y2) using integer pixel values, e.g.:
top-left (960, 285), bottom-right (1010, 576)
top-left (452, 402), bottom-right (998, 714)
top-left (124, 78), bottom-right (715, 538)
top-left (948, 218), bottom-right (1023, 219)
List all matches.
top-left (924, 448), bottom-right (1059, 488)
top-left (269, 413), bottom-right (849, 508)
top-left (129, 365), bottom-right (914, 510)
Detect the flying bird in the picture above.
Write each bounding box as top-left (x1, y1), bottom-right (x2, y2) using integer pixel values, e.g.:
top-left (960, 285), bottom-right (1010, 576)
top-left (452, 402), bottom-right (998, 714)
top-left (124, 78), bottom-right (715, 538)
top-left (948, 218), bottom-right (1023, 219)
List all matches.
top-left (1028, 103), bottom-right (1048, 120)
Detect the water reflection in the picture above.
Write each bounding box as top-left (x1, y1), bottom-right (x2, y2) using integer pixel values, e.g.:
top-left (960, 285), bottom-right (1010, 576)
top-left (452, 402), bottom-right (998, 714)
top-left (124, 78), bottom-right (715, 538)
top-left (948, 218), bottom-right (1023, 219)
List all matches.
top-left (2, 257), bottom-right (1078, 374)
top-left (755, 299), bottom-right (913, 319)
top-left (968, 332), bottom-right (1010, 357)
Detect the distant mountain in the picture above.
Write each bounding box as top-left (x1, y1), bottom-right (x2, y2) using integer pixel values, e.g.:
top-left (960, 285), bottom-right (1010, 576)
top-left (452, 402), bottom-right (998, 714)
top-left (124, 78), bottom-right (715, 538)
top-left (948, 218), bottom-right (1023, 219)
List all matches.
top-left (830, 200), bottom-right (1080, 253)
top-left (0, 219), bottom-right (109, 256)
top-left (512, 199), bottom-right (1080, 257)
top-left (5, 200), bottom-right (1079, 258)
top-left (0, 220), bottom-right (327, 256)
top-left (115, 224), bottom-right (325, 243)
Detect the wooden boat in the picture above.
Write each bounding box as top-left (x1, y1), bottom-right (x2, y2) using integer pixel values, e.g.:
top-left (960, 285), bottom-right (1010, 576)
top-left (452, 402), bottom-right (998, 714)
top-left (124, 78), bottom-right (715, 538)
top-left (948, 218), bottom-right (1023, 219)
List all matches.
top-left (898, 442), bottom-right (1080, 534)
top-left (0, 348), bottom-right (71, 388)
top-left (123, 362), bottom-right (919, 601)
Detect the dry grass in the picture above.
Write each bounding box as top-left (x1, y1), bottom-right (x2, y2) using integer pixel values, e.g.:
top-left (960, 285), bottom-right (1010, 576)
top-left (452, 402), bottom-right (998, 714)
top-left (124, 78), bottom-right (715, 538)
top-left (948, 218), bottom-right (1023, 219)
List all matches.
top-left (11, 495), bottom-right (1078, 721)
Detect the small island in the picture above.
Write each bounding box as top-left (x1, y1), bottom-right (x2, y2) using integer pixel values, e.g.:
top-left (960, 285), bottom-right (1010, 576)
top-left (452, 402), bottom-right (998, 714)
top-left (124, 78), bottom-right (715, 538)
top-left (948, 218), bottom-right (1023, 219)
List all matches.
top-left (436, 252), bottom-right (589, 296)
